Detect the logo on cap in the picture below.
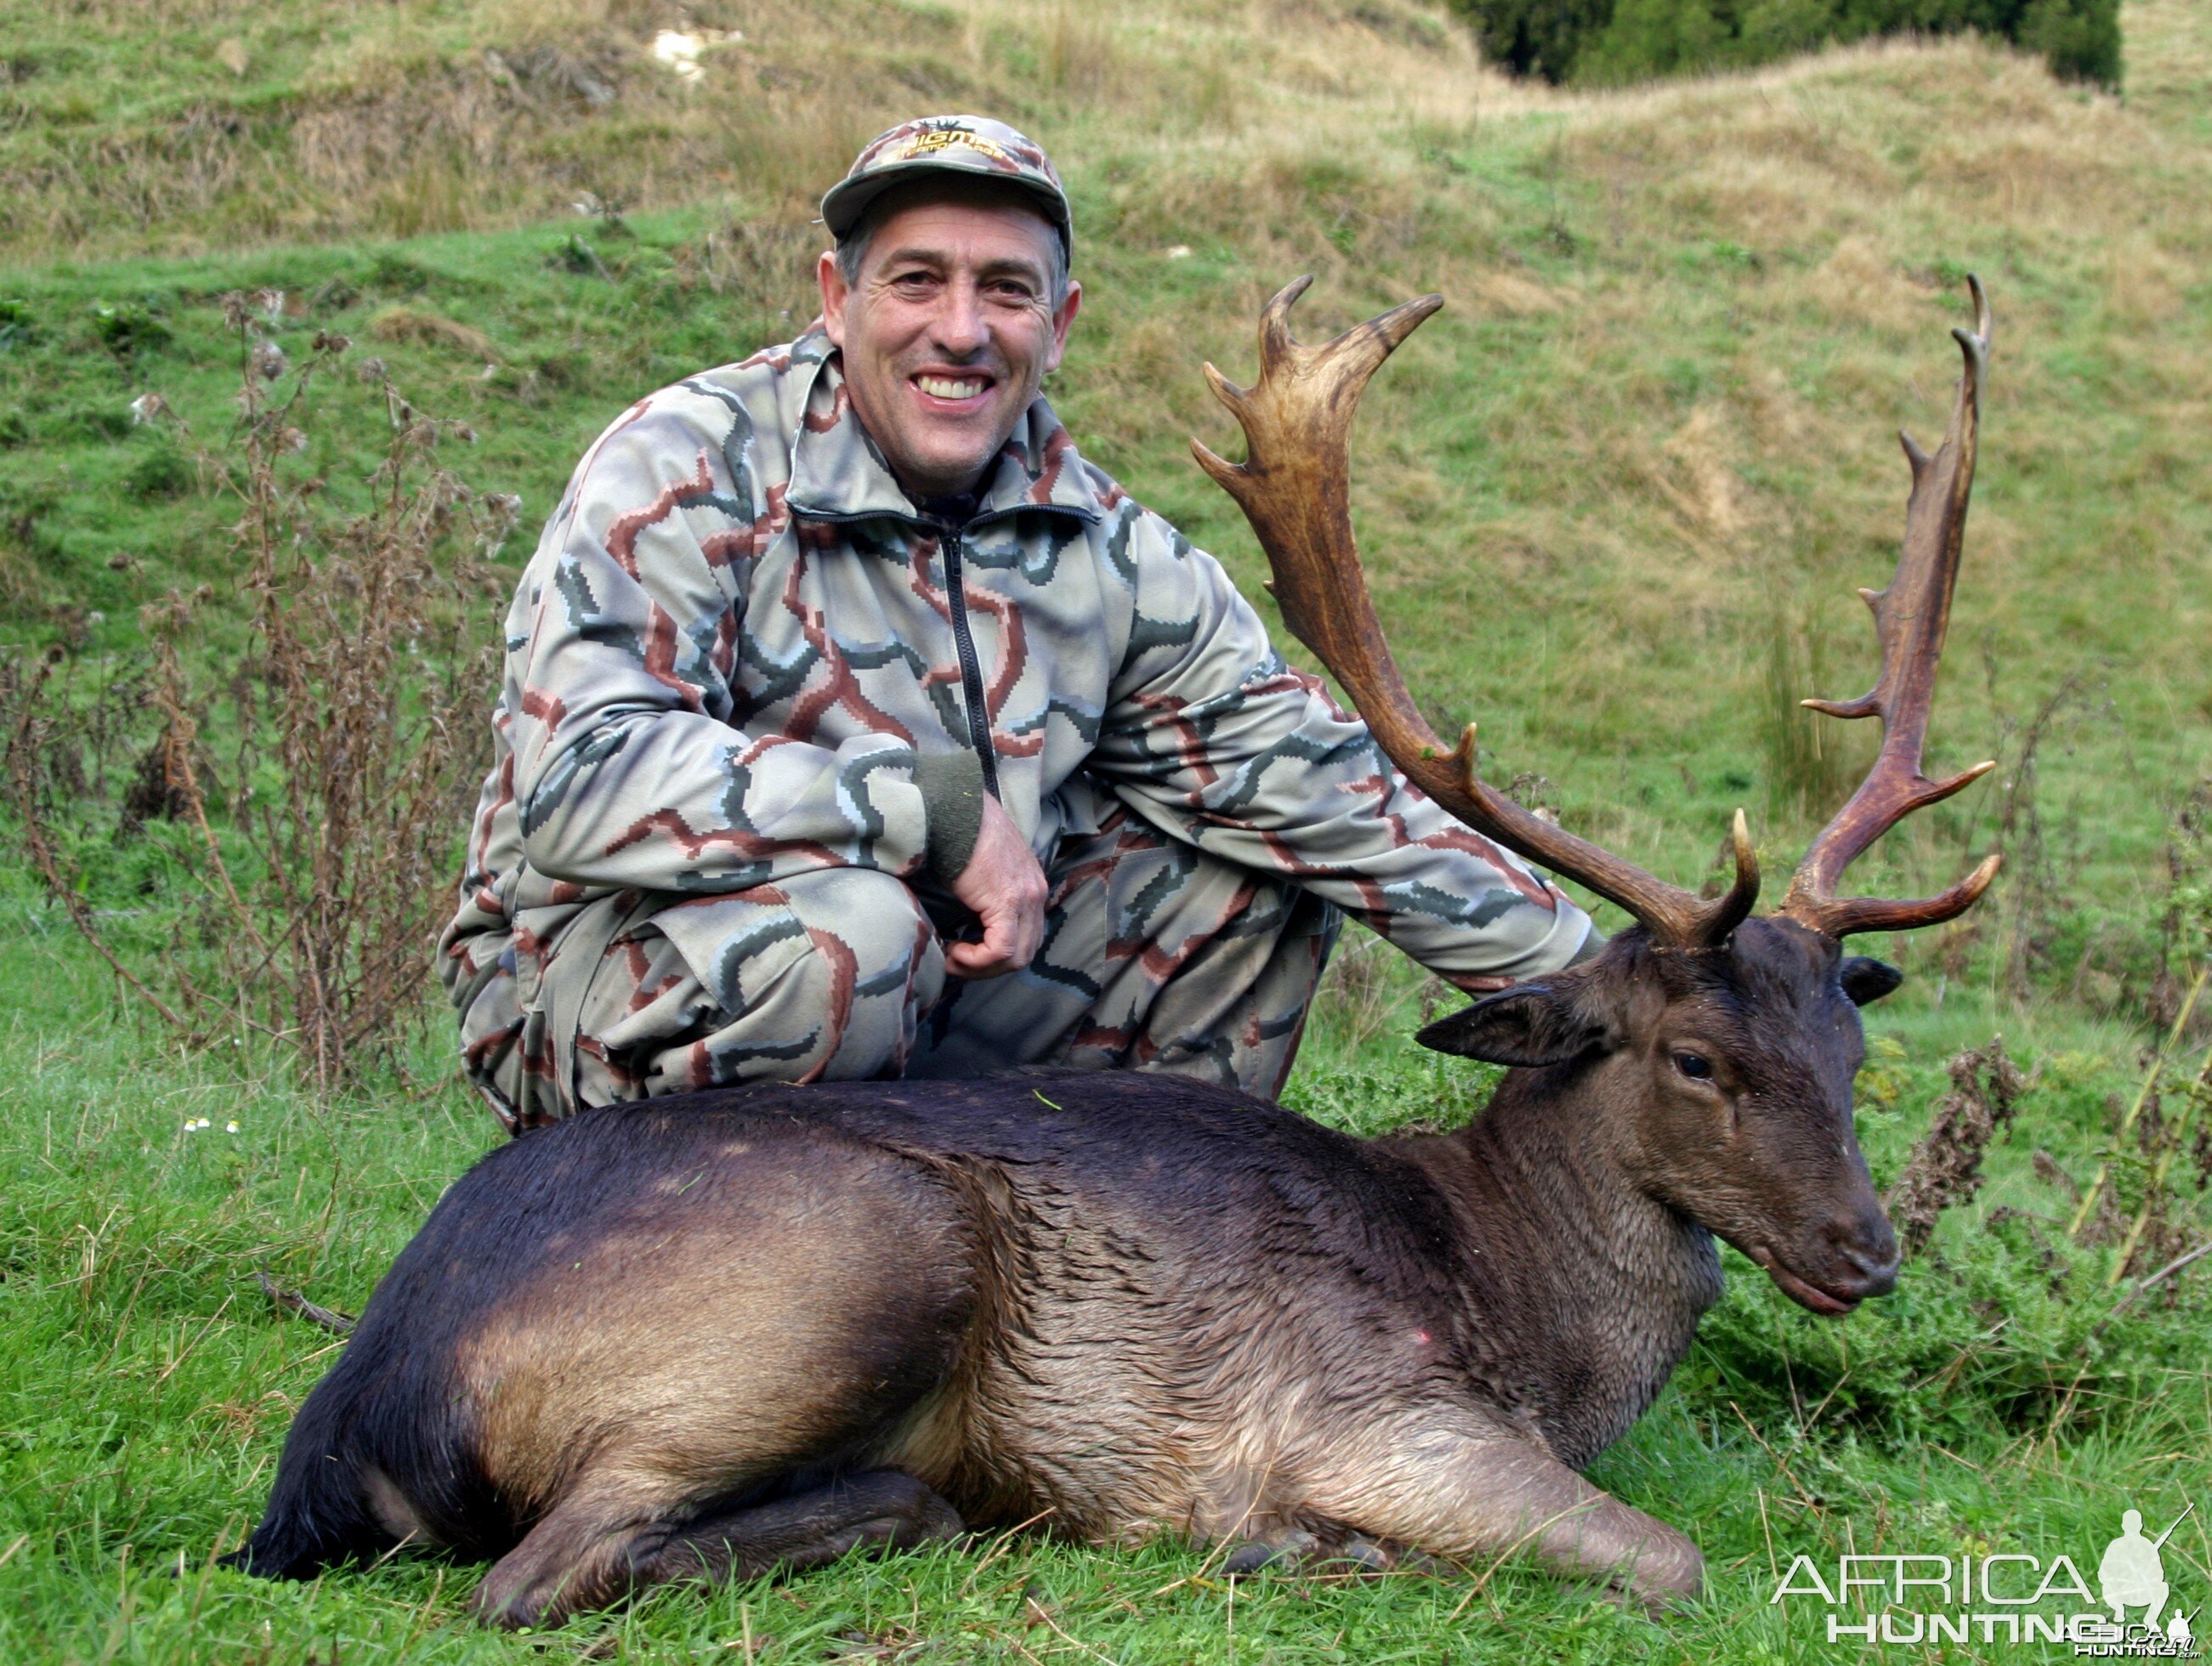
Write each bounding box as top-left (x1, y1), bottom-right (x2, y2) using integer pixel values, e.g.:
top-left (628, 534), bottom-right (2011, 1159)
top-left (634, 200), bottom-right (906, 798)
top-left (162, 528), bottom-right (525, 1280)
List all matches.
top-left (899, 125), bottom-right (1011, 166)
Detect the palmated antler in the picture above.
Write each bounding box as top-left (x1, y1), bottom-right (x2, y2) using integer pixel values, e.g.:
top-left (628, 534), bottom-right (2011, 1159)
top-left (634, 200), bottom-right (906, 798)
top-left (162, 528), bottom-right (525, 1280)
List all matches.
top-left (1193, 277), bottom-right (1759, 949)
top-left (1775, 278), bottom-right (2002, 938)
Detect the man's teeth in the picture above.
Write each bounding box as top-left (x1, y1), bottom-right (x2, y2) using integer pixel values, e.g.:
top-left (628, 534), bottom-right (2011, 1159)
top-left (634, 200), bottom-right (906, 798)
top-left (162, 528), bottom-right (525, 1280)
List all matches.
top-left (918, 376), bottom-right (984, 400)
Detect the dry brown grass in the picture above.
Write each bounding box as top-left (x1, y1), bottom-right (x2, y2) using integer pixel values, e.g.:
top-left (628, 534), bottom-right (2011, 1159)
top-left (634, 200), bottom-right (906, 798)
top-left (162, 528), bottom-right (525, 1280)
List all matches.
top-left (0, 0), bottom-right (1577, 263)
top-left (367, 305), bottom-right (499, 362)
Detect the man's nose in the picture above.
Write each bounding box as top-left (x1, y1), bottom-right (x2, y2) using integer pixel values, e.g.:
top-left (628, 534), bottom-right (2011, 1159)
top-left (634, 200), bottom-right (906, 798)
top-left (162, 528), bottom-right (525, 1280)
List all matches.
top-left (930, 280), bottom-right (989, 358)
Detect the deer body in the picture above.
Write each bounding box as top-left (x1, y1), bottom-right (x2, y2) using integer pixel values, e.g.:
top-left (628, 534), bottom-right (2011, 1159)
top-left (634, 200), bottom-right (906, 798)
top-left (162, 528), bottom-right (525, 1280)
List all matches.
top-left (233, 280), bottom-right (2001, 1626)
top-left (235, 1067), bottom-right (1718, 1625)
top-left (233, 919), bottom-right (1902, 1626)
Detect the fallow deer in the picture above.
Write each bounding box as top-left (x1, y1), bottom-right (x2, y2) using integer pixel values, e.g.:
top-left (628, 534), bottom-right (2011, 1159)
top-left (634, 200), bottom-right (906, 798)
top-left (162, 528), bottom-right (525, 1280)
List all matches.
top-left (228, 279), bottom-right (2002, 1626)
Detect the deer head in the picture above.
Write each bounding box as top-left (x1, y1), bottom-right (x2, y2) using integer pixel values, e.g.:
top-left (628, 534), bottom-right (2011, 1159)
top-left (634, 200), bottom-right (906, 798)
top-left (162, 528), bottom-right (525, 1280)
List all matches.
top-left (1194, 276), bottom-right (2002, 1316)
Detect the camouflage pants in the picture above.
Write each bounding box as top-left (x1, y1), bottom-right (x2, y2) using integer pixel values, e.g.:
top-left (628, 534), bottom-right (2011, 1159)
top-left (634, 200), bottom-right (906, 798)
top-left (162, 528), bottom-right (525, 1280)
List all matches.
top-left (457, 780), bottom-right (1341, 1131)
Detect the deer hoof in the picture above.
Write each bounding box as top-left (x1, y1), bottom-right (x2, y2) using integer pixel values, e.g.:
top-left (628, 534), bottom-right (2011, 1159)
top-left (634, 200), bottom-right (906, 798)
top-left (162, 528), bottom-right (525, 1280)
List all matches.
top-left (1391, 1547), bottom-right (1458, 1578)
top-left (1222, 1530), bottom-right (1319, 1575)
top-left (1631, 1582), bottom-right (1704, 1619)
top-left (1322, 1535), bottom-right (1392, 1573)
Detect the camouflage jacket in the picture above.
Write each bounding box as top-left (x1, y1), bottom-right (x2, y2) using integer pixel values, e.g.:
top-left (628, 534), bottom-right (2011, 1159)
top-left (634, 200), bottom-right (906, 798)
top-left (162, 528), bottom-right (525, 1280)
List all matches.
top-left (441, 327), bottom-right (1592, 1008)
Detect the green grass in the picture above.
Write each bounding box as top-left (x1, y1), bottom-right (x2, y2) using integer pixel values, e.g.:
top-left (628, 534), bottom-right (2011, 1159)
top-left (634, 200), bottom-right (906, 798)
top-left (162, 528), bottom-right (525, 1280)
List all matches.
top-left (2, 881), bottom-right (2207, 1663)
top-left (3, 0), bottom-right (2211, 1658)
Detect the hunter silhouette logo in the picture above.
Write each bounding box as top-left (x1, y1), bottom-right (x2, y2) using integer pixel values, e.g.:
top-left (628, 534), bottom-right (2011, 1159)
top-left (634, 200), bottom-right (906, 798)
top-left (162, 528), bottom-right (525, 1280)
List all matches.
top-left (2101, 1504), bottom-right (2197, 1644)
top-left (1769, 1499), bottom-right (2200, 1652)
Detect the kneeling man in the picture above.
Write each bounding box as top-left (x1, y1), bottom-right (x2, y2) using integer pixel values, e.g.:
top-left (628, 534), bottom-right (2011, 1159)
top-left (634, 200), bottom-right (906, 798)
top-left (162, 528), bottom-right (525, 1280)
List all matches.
top-left (441, 116), bottom-right (1593, 1130)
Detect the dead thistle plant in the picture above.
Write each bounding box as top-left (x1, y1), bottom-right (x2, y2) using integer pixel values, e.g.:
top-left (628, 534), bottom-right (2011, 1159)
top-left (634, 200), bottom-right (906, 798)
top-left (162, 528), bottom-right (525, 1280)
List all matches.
top-left (7, 296), bottom-right (516, 1091)
top-left (1886, 1037), bottom-right (2030, 1257)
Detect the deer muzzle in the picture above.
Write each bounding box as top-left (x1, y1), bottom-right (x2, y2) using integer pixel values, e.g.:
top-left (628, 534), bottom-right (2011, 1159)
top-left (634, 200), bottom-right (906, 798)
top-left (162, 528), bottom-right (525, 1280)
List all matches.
top-left (1748, 1201), bottom-right (1900, 1316)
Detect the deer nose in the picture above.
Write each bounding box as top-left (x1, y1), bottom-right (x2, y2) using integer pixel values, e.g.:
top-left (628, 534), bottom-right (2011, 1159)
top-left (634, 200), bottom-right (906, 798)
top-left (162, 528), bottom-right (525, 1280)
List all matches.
top-left (1837, 1238), bottom-right (1899, 1298)
top-left (1829, 1210), bottom-right (1899, 1298)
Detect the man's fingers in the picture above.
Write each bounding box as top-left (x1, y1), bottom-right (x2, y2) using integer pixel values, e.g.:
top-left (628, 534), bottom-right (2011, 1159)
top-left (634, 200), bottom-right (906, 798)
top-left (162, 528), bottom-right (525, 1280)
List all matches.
top-left (945, 889), bottom-right (1041, 979)
top-left (944, 794), bottom-right (1047, 978)
top-left (946, 941), bottom-right (1016, 978)
top-left (1445, 972), bottom-right (1516, 994)
top-left (945, 909), bottom-right (1018, 978)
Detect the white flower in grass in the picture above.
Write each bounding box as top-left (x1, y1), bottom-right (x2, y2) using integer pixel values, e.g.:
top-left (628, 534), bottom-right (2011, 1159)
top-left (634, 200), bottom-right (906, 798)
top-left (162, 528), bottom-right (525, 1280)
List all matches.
top-left (653, 31), bottom-right (706, 80)
top-left (651, 27), bottom-right (736, 82)
top-left (225, 1121), bottom-right (240, 1134)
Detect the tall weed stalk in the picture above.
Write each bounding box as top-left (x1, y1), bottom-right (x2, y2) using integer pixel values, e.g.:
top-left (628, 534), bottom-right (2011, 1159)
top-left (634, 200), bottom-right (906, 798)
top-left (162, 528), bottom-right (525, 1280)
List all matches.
top-left (6, 295), bottom-right (514, 1091)
top-left (1754, 598), bottom-right (1851, 823)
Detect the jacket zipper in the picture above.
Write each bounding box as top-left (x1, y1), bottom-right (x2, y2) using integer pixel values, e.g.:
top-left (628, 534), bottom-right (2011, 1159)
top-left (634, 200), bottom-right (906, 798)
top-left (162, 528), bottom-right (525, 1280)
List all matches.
top-left (939, 528), bottom-right (1001, 801)
top-left (785, 502), bottom-right (1079, 801)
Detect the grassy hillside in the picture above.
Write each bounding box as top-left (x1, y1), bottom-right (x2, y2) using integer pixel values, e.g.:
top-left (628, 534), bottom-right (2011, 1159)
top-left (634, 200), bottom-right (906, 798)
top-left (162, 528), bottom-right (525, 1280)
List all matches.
top-left (6, 0), bottom-right (2209, 1006)
top-left (1, 0), bottom-right (2209, 1659)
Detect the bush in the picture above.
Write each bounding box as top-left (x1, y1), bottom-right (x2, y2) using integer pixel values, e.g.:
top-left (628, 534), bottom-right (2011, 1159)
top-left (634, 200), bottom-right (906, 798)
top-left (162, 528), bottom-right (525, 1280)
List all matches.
top-left (88, 298), bottom-right (171, 361)
top-left (0, 298), bottom-right (35, 349)
top-left (123, 442), bottom-right (194, 499)
top-left (1451, 0), bottom-right (1617, 80)
top-left (1684, 1206), bottom-right (2206, 1448)
top-left (1449, 0), bottom-right (2120, 88)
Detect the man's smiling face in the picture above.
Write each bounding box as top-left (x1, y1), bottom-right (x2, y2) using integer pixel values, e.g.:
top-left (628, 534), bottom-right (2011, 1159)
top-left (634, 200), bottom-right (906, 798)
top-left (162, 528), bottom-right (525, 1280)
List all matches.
top-left (819, 179), bottom-right (1081, 502)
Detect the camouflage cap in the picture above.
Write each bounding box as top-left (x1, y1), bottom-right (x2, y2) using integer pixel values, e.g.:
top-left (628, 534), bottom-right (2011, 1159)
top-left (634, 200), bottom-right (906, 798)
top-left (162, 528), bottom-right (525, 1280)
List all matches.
top-left (821, 116), bottom-right (1071, 257)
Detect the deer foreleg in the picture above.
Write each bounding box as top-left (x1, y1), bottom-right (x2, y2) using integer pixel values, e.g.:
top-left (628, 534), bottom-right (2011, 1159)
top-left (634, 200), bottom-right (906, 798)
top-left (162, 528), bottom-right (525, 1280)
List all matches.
top-left (1301, 1420), bottom-right (1703, 1609)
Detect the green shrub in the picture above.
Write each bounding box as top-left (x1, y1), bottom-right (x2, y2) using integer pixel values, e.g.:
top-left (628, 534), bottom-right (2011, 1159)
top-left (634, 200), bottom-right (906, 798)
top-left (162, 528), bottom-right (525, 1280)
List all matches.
top-left (1684, 1213), bottom-right (2203, 1449)
top-left (0, 298), bottom-right (35, 349)
top-left (123, 442), bottom-right (194, 499)
top-left (1451, 0), bottom-right (1617, 79)
top-left (87, 298), bottom-right (170, 361)
top-left (2016, 0), bottom-right (2124, 85)
top-left (1449, 0), bottom-right (2121, 88)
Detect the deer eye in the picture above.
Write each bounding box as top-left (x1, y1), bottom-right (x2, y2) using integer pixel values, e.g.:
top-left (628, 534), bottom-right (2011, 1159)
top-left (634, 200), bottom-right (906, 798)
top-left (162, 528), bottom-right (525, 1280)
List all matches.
top-left (1672, 1051), bottom-right (1714, 1081)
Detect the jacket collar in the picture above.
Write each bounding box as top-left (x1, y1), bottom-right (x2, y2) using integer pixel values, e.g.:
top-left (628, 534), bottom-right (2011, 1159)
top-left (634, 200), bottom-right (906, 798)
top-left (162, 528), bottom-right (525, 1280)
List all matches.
top-left (785, 331), bottom-right (1103, 527)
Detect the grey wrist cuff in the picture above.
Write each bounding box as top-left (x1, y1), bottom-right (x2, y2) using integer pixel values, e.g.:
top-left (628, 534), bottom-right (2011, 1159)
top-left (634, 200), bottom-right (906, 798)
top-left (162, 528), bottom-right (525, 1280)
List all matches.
top-left (1566, 926), bottom-right (1607, 966)
top-left (913, 751), bottom-right (988, 886)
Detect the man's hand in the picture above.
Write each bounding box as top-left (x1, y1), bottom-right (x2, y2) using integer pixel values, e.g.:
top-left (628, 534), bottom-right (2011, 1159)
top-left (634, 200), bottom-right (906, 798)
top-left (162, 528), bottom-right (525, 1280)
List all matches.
top-left (944, 794), bottom-right (1048, 978)
top-left (1443, 971), bottom-right (1517, 994)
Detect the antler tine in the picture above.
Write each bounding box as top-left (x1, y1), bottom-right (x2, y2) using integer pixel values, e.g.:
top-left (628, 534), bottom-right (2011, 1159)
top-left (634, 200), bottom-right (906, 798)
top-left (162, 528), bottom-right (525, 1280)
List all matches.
top-left (1778, 276), bottom-right (2002, 938)
top-left (1194, 278), bottom-right (1760, 949)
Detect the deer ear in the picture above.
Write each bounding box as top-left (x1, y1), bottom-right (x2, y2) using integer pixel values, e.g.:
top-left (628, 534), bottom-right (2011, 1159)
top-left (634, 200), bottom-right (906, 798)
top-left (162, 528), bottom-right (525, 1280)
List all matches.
top-left (1416, 982), bottom-right (1614, 1066)
top-left (1839, 956), bottom-right (1903, 1005)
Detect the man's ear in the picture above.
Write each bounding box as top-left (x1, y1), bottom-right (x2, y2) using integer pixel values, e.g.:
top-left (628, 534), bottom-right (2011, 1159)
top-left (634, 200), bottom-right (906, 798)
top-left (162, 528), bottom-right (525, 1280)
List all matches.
top-left (1416, 980), bottom-right (1614, 1067)
top-left (817, 250), bottom-right (850, 347)
top-left (1839, 956), bottom-right (1904, 1006)
top-left (1043, 277), bottom-right (1082, 373)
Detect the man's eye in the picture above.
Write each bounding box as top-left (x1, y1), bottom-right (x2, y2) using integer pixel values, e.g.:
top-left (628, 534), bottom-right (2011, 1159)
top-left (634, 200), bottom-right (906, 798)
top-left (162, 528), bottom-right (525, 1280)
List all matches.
top-left (1672, 1051), bottom-right (1714, 1081)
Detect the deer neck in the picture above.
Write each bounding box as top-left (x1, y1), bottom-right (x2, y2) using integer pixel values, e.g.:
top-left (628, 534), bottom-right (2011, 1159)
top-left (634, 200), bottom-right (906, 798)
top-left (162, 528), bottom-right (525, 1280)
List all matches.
top-left (1394, 1064), bottom-right (1723, 1470)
